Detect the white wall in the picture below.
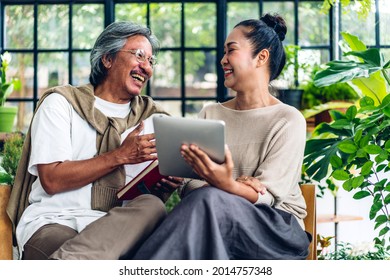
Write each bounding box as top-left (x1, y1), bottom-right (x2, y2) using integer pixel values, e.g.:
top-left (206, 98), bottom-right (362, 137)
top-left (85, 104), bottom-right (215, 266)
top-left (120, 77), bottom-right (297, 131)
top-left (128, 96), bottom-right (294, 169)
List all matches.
top-left (314, 166), bottom-right (390, 255)
top-left (315, 163), bottom-right (390, 256)
top-left (317, 187), bottom-right (376, 246)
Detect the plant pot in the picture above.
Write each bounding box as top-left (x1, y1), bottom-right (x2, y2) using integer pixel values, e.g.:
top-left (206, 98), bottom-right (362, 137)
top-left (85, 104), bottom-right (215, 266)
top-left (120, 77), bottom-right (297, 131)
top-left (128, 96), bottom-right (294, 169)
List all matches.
top-left (314, 105), bottom-right (349, 126)
top-left (0, 106), bottom-right (18, 133)
top-left (277, 89), bottom-right (303, 110)
top-left (0, 185), bottom-right (13, 260)
top-left (314, 110), bottom-right (332, 125)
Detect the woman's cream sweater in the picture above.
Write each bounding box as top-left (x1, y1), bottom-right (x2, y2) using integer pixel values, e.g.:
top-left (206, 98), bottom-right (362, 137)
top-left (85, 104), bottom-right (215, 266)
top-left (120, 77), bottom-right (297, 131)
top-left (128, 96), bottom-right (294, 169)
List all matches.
top-left (182, 102), bottom-right (308, 226)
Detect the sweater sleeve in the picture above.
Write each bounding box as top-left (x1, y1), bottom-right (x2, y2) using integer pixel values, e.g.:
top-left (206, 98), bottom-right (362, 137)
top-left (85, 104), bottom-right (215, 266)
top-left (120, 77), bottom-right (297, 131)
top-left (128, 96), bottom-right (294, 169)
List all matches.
top-left (254, 109), bottom-right (307, 218)
top-left (177, 178), bottom-right (209, 198)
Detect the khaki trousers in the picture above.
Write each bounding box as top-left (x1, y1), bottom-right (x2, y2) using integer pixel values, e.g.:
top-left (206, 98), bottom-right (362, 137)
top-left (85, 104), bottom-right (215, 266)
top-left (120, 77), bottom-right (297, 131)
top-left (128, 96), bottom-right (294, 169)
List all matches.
top-left (22, 194), bottom-right (166, 260)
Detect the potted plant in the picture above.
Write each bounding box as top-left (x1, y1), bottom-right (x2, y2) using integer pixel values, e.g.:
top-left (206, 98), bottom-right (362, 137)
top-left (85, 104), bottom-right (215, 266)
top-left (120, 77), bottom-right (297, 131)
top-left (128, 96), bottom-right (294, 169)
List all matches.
top-left (0, 132), bottom-right (24, 260)
top-left (0, 133), bottom-right (24, 186)
top-left (303, 31), bottom-right (390, 248)
top-left (0, 51), bottom-right (21, 133)
top-left (301, 71), bottom-right (360, 125)
top-left (275, 44), bottom-right (313, 110)
top-left (319, 240), bottom-right (390, 260)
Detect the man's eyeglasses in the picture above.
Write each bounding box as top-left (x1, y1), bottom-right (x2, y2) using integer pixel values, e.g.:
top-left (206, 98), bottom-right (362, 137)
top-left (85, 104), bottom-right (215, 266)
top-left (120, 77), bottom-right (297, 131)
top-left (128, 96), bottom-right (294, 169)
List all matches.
top-left (119, 49), bottom-right (157, 68)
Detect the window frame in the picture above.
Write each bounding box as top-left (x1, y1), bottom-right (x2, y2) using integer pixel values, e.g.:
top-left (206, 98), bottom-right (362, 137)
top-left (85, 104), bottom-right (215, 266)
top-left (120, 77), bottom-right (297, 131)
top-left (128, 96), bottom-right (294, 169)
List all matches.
top-left (0, 0), bottom-right (388, 125)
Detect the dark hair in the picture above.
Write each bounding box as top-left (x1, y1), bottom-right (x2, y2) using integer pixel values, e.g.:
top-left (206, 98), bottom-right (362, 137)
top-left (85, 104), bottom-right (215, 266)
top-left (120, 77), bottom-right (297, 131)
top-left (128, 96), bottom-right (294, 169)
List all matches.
top-left (234, 13), bottom-right (287, 81)
top-left (89, 21), bottom-right (160, 86)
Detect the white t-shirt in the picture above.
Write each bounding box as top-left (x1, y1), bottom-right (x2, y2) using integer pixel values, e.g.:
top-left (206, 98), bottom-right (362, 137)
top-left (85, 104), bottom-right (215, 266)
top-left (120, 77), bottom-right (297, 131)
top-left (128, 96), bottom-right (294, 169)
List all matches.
top-left (15, 93), bottom-right (156, 257)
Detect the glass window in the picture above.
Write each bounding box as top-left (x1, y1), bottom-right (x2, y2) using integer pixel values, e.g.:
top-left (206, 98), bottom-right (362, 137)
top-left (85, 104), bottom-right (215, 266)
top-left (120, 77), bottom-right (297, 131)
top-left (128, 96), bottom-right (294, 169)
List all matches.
top-left (5, 52), bottom-right (34, 100)
top-left (38, 52), bottom-right (69, 96)
top-left (185, 51), bottom-right (217, 98)
top-left (379, 0), bottom-right (390, 45)
top-left (150, 3), bottom-right (182, 48)
top-left (185, 3), bottom-right (217, 47)
top-left (10, 101), bottom-right (34, 133)
top-left (298, 1), bottom-right (329, 46)
top-left (72, 4), bottom-right (104, 49)
top-left (299, 49), bottom-right (329, 84)
top-left (72, 52), bottom-right (90, 86)
top-left (151, 51), bottom-right (181, 98)
top-left (38, 5), bottom-right (69, 49)
top-left (263, 1), bottom-right (295, 44)
top-left (2, 0), bottom-right (389, 128)
top-left (4, 5), bottom-right (34, 49)
top-left (185, 100), bottom-right (211, 118)
top-left (115, 3), bottom-right (147, 26)
top-left (341, 2), bottom-right (376, 46)
top-left (4, 53), bottom-right (34, 133)
top-left (227, 2), bottom-right (259, 33)
top-left (155, 100), bottom-right (182, 117)
top-left (381, 49), bottom-right (390, 62)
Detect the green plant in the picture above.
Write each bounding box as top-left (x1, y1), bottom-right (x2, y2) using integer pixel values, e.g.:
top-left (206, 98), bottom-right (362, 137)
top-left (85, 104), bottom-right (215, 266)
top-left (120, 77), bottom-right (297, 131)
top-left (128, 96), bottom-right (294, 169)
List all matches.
top-left (278, 44), bottom-right (313, 90)
top-left (0, 133), bottom-right (24, 186)
top-left (165, 190), bottom-right (180, 212)
top-left (301, 80), bottom-right (359, 121)
top-left (303, 32), bottom-right (390, 247)
top-left (302, 79), bottom-right (359, 110)
top-left (301, 101), bottom-right (354, 120)
top-left (321, 241), bottom-right (390, 260)
top-left (317, 234), bottom-right (335, 259)
top-left (314, 32), bottom-right (389, 103)
top-left (321, 0), bottom-right (373, 19)
top-left (0, 52), bottom-right (21, 107)
top-left (300, 166), bottom-right (337, 198)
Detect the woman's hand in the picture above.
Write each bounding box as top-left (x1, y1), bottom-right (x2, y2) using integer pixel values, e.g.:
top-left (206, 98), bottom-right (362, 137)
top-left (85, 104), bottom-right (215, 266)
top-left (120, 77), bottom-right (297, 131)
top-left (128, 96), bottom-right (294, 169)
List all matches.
top-left (236, 176), bottom-right (267, 195)
top-left (181, 144), bottom-right (266, 203)
top-left (180, 144), bottom-right (237, 192)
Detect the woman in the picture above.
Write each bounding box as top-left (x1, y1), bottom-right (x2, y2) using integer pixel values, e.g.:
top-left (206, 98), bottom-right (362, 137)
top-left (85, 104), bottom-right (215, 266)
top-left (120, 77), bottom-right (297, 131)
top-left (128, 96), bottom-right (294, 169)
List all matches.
top-left (133, 13), bottom-right (311, 260)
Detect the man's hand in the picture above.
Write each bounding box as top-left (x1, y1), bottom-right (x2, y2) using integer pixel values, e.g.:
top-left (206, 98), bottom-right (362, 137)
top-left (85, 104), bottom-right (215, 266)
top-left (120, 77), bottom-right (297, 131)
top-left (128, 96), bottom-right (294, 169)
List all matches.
top-left (118, 121), bottom-right (158, 164)
top-left (153, 176), bottom-right (184, 194)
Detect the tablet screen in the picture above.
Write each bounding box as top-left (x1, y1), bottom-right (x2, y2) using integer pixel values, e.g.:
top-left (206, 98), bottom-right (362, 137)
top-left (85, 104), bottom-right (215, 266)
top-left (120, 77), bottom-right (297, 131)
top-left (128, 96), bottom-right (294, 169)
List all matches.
top-left (153, 114), bottom-right (225, 178)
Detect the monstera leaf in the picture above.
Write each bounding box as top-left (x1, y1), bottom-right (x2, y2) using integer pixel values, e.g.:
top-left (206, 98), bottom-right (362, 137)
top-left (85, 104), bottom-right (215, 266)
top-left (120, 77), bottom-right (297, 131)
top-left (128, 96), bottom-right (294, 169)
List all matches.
top-left (314, 32), bottom-right (389, 105)
top-left (304, 31), bottom-right (390, 247)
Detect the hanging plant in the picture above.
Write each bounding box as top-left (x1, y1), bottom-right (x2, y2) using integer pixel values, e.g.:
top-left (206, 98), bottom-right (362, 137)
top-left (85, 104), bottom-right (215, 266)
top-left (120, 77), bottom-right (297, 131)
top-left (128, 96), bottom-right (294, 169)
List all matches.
top-left (321, 0), bottom-right (373, 19)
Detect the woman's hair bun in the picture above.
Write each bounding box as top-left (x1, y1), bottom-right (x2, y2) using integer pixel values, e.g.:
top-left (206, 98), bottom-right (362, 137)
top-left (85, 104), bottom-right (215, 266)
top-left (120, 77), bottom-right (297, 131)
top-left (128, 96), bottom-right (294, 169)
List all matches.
top-left (260, 13), bottom-right (287, 42)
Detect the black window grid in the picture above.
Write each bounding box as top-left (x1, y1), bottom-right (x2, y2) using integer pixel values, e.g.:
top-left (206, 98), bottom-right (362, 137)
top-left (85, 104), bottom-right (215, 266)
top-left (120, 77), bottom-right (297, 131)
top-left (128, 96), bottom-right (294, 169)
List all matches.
top-left (0, 0), bottom-right (388, 117)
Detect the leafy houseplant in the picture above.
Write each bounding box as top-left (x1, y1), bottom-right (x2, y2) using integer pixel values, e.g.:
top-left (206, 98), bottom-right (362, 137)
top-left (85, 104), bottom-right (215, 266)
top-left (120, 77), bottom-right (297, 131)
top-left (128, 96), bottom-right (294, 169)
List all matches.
top-left (0, 133), bottom-right (24, 186)
top-left (0, 52), bottom-right (21, 133)
top-left (279, 45), bottom-right (302, 89)
top-left (303, 32), bottom-right (390, 248)
top-left (302, 79), bottom-right (359, 110)
top-left (276, 45), bottom-right (313, 110)
top-left (301, 76), bottom-right (359, 125)
top-left (0, 133), bottom-right (24, 260)
top-left (321, 241), bottom-right (390, 260)
top-left (316, 234), bottom-right (390, 260)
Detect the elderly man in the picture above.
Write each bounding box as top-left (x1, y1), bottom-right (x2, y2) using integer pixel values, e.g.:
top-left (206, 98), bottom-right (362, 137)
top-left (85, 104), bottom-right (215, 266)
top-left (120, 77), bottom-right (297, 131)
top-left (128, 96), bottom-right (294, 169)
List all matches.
top-left (7, 21), bottom-right (181, 260)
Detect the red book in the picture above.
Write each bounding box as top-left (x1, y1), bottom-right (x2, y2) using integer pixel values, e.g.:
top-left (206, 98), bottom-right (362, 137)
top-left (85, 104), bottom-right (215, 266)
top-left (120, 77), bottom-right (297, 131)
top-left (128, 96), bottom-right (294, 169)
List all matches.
top-left (116, 160), bottom-right (168, 200)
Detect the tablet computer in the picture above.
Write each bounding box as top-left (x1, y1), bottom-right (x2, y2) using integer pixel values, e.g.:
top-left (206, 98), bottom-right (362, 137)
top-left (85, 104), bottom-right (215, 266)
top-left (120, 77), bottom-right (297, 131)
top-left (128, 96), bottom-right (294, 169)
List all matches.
top-left (153, 114), bottom-right (225, 178)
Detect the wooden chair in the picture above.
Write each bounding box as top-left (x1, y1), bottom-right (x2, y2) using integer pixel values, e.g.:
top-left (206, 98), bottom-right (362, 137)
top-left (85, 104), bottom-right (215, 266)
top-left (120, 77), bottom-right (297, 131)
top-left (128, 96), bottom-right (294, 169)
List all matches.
top-left (301, 184), bottom-right (317, 260)
top-left (0, 185), bottom-right (13, 260)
